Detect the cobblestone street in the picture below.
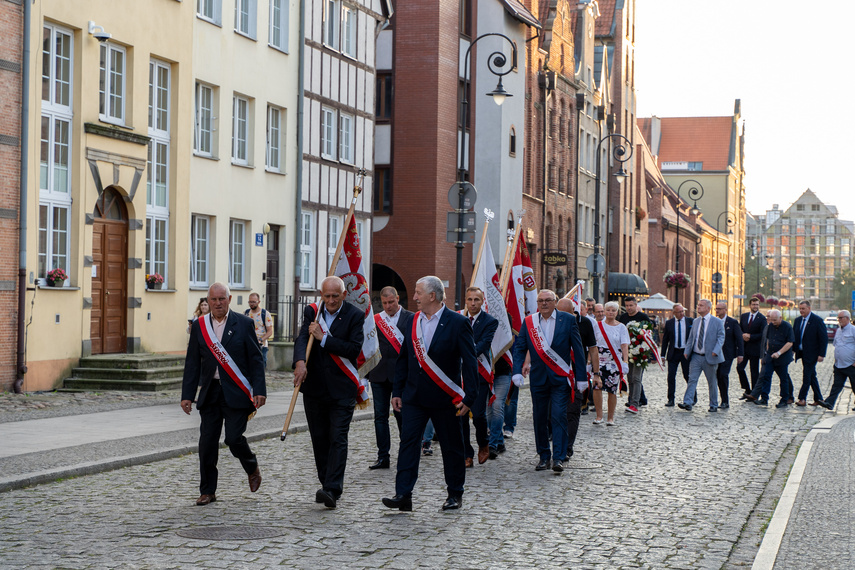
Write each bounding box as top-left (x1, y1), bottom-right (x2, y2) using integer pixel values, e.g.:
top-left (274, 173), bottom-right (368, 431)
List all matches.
top-left (0, 359), bottom-right (848, 569)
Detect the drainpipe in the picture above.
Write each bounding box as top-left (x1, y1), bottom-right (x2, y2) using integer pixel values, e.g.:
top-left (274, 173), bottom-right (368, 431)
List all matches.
top-left (15, 0), bottom-right (32, 393)
top-left (292, 0), bottom-right (307, 338)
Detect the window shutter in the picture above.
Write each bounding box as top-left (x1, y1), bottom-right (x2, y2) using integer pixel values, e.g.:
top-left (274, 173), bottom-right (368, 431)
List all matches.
top-left (249, 0), bottom-right (258, 39)
top-left (213, 0), bottom-right (222, 25)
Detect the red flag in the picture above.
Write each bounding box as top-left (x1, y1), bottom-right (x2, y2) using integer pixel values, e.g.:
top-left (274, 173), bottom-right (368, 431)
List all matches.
top-left (505, 232), bottom-right (538, 334)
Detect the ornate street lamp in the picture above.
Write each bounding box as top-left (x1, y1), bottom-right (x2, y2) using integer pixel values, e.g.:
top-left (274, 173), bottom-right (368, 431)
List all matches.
top-left (674, 179), bottom-right (704, 274)
top-left (714, 211), bottom-right (735, 304)
top-left (591, 132), bottom-right (633, 302)
top-left (454, 33), bottom-right (517, 309)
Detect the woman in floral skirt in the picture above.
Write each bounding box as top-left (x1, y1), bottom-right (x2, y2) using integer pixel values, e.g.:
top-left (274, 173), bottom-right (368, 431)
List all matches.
top-left (592, 301), bottom-right (630, 426)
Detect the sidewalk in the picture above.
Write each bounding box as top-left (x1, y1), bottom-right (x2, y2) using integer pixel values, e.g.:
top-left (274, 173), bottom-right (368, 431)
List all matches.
top-left (0, 389), bottom-right (372, 493)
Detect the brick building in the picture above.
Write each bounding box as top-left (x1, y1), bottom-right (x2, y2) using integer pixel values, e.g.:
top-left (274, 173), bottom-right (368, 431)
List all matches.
top-left (0, 0), bottom-right (22, 391)
top-left (372, 0), bottom-right (538, 308)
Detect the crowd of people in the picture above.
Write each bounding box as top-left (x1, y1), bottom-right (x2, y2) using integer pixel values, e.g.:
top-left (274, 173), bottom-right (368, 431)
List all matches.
top-left (178, 278), bottom-right (855, 512)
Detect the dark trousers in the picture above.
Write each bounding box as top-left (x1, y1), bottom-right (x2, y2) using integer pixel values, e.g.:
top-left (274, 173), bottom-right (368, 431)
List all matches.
top-left (737, 353), bottom-right (761, 392)
top-left (825, 365), bottom-right (855, 407)
top-left (304, 394), bottom-right (356, 497)
top-left (395, 403), bottom-right (465, 497)
top-left (666, 355), bottom-right (690, 401)
top-left (461, 378), bottom-right (489, 458)
top-left (198, 382), bottom-right (257, 495)
top-left (753, 356), bottom-right (793, 402)
top-left (717, 358), bottom-right (735, 404)
top-left (371, 380), bottom-right (402, 462)
top-left (531, 381), bottom-right (569, 462)
top-left (565, 388), bottom-right (583, 458)
top-left (796, 358), bottom-right (824, 402)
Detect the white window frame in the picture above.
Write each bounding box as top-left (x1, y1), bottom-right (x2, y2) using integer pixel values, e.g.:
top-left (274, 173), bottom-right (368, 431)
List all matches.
top-left (269, 0), bottom-right (288, 52)
top-left (300, 212), bottom-right (314, 288)
top-left (147, 60), bottom-right (171, 284)
top-left (42, 24), bottom-right (73, 110)
top-left (149, 59), bottom-right (170, 135)
top-left (194, 82), bottom-right (216, 157)
top-left (266, 105), bottom-right (284, 172)
top-left (99, 43), bottom-right (126, 125)
top-left (40, 113), bottom-right (72, 197)
top-left (229, 220), bottom-right (246, 287)
top-left (197, 0), bottom-right (223, 25)
top-left (327, 215), bottom-right (341, 270)
top-left (341, 5), bottom-right (356, 58)
top-left (232, 95), bottom-right (249, 165)
top-left (339, 112), bottom-right (354, 164)
top-left (190, 214), bottom-right (211, 286)
top-left (321, 106), bottom-right (336, 160)
top-left (323, 0), bottom-right (340, 49)
top-left (235, 0), bottom-right (257, 39)
top-left (38, 203), bottom-right (71, 283)
top-left (146, 217), bottom-right (168, 282)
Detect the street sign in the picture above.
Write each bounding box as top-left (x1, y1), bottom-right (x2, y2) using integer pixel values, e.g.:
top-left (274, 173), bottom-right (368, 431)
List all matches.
top-left (586, 253), bottom-right (606, 275)
top-left (712, 272), bottom-right (722, 283)
top-left (851, 290), bottom-right (855, 312)
top-left (542, 252), bottom-right (568, 266)
top-left (255, 233), bottom-right (264, 247)
top-left (445, 211), bottom-right (476, 243)
top-left (712, 283), bottom-right (723, 294)
top-left (447, 182), bottom-right (477, 211)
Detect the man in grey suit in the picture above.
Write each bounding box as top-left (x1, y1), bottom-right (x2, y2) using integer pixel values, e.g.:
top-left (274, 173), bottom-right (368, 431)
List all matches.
top-left (678, 299), bottom-right (725, 412)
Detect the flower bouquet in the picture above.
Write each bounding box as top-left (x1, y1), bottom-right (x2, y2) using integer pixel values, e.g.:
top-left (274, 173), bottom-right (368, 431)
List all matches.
top-left (46, 268), bottom-right (68, 287)
top-left (626, 320), bottom-right (657, 369)
top-left (145, 273), bottom-right (164, 290)
top-left (663, 270), bottom-right (691, 289)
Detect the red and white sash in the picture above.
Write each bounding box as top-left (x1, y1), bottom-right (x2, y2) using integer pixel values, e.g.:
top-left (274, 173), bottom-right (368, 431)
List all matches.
top-left (642, 329), bottom-right (664, 370)
top-left (311, 303), bottom-right (369, 403)
top-left (412, 311), bottom-right (467, 404)
top-left (374, 312), bottom-right (404, 354)
top-left (199, 314), bottom-right (255, 408)
top-left (524, 314), bottom-right (576, 387)
top-left (598, 320), bottom-right (627, 390)
top-left (460, 310), bottom-right (496, 405)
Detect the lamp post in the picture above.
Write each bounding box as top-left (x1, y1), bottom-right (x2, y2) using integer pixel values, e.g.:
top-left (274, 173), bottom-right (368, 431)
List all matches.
top-left (714, 211), bottom-right (735, 304)
top-left (592, 131), bottom-right (632, 302)
top-left (674, 179), bottom-right (704, 274)
top-left (454, 33), bottom-right (516, 309)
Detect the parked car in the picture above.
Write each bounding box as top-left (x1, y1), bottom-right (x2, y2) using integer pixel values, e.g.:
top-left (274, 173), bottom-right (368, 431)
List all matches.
top-left (824, 316), bottom-right (840, 340)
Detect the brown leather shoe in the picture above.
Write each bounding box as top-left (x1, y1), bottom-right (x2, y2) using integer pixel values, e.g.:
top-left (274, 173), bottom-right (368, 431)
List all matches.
top-left (477, 445), bottom-right (489, 464)
top-left (196, 494), bottom-right (216, 506)
top-left (248, 468), bottom-right (262, 492)
top-left (796, 399), bottom-right (807, 407)
top-left (464, 457), bottom-right (474, 468)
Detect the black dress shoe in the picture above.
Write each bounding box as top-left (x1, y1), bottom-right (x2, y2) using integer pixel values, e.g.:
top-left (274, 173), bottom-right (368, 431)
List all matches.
top-left (708, 406), bottom-right (717, 413)
top-left (552, 460), bottom-right (564, 472)
top-left (369, 459), bottom-right (390, 470)
top-left (315, 488), bottom-right (336, 509)
top-left (739, 392), bottom-right (750, 400)
top-left (776, 400), bottom-right (790, 408)
top-left (665, 400), bottom-right (675, 407)
top-left (816, 400), bottom-right (833, 410)
top-left (442, 495), bottom-right (463, 510)
top-left (496, 443), bottom-right (506, 454)
top-left (535, 459), bottom-right (552, 471)
top-left (720, 402), bottom-right (729, 409)
top-left (752, 398), bottom-right (768, 406)
top-left (677, 403), bottom-right (692, 411)
top-left (382, 494), bottom-right (413, 511)
top-left (488, 447), bottom-right (498, 460)
top-left (581, 408), bottom-right (589, 415)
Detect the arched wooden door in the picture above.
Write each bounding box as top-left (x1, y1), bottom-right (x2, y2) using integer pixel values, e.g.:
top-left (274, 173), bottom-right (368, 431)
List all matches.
top-left (91, 188), bottom-right (128, 354)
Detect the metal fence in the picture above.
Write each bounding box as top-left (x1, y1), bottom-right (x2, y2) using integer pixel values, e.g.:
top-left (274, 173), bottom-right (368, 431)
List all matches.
top-left (270, 295), bottom-right (318, 342)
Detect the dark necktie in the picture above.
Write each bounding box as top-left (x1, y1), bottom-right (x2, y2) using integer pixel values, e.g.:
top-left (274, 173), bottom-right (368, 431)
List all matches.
top-left (469, 316), bottom-right (474, 326)
top-left (748, 312), bottom-right (754, 327)
top-left (696, 316), bottom-right (705, 352)
top-left (800, 318), bottom-right (807, 349)
top-left (676, 320), bottom-right (682, 349)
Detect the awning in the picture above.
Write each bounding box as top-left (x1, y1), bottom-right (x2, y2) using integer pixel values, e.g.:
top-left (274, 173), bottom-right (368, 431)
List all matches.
top-left (607, 272), bottom-right (649, 295)
top-left (638, 292), bottom-right (674, 311)
top-left (500, 0), bottom-right (542, 29)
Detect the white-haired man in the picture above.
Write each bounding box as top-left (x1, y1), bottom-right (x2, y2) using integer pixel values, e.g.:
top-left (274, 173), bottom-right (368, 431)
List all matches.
top-left (746, 309), bottom-right (794, 407)
top-left (817, 310), bottom-right (855, 411)
top-left (678, 299), bottom-right (725, 413)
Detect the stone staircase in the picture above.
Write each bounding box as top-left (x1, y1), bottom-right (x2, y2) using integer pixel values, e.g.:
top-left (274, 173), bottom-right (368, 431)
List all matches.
top-left (63, 353), bottom-right (185, 391)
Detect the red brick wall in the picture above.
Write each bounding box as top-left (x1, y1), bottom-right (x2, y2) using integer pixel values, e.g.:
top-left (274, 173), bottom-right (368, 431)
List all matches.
top-left (373, 0), bottom-right (471, 306)
top-left (0, 0), bottom-right (22, 391)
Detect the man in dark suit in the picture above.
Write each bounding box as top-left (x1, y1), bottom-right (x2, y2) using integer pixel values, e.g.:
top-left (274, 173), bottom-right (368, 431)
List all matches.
top-left (737, 297), bottom-right (767, 399)
top-left (714, 301), bottom-right (744, 409)
top-left (382, 276), bottom-right (477, 512)
top-left (181, 282), bottom-right (266, 506)
top-left (512, 289), bottom-right (587, 472)
top-left (793, 300), bottom-right (828, 406)
top-left (293, 276), bottom-right (364, 509)
top-left (460, 287), bottom-right (498, 467)
top-left (660, 303), bottom-right (693, 407)
top-left (367, 286), bottom-right (412, 470)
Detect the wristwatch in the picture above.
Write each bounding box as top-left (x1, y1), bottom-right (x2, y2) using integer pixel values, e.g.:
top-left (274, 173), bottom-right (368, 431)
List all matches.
top-left (592, 371), bottom-right (601, 376)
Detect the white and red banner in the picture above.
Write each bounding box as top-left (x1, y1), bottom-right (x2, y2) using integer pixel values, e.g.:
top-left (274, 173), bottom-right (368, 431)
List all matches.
top-left (473, 234), bottom-right (515, 365)
top-left (312, 303), bottom-right (369, 404)
top-left (412, 312), bottom-right (466, 404)
top-left (199, 313), bottom-right (256, 408)
top-left (506, 231), bottom-right (538, 334)
top-left (374, 312), bottom-right (404, 354)
top-left (524, 314), bottom-right (576, 386)
top-left (641, 329), bottom-right (665, 371)
top-left (333, 216), bottom-right (380, 379)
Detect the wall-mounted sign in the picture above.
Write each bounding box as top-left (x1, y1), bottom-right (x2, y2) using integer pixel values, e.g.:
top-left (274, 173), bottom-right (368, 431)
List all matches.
top-left (542, 252), bottom-right (568, 266)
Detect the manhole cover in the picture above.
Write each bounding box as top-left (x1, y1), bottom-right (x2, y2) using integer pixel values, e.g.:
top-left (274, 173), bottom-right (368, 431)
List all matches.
top-left (564, 460), bottom-right (603, 470)
top-left (177, 526), bottom-right (289, 540)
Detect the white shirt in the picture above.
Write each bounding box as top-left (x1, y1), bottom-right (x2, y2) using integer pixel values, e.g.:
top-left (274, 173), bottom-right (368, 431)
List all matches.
top-left (834, 323), bottom-right (855, 368)
top-left (384, 306), bottom-right (402, 327)
top-left (319, 304), bottom-right (342, 348)
top-left (210, 311), bottom-right (230, 380)
top-left (420, 305), bottom-right (445, 349)
top-left (538, 311), bottom-right (557, 345)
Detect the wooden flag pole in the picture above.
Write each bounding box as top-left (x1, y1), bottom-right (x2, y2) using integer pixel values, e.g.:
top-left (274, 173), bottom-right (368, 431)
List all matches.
top-left (468, 209), bottom-right (495, 289)
top-left (498, 210), bottom-right (514, 291)
top-left (281, 170), bottom-right (365, 441)
top-left (500, 220), bottom-right (523, 300)
top-left (562, 282), bottom-right (580, 300)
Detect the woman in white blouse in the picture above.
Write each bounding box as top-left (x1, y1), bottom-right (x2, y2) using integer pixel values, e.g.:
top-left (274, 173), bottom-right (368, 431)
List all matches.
top-left (592, 301), bottom-right (630, 426)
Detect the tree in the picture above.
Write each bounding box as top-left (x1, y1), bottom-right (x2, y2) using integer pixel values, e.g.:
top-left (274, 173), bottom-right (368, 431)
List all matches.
top-left (743, 248), bottom-right (775, 300)
top-left (831, 269), bottom-right (855, 311)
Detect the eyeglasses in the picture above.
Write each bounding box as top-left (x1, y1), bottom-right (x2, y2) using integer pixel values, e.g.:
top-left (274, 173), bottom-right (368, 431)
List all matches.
top-left (839, 316), bottom-right (850, 320)
top-left (537, 299), bottom-right (556, 304)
